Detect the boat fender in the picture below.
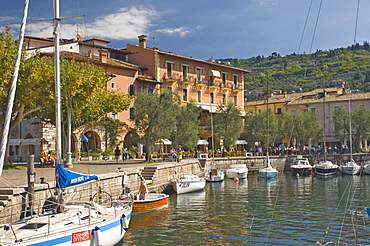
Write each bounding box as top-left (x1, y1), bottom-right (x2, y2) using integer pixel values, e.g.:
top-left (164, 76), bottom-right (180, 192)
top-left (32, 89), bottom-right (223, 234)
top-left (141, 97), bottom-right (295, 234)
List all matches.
top-left (94, 226), bottom-right (102, 246)
top-left (121, 214), bottom-right (129, 230)
top-left (234, 177), bottom-right (239, 182)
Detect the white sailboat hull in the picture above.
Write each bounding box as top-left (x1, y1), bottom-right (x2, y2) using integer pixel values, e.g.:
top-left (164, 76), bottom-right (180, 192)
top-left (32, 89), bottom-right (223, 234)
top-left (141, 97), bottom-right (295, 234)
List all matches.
top-left (172, 174), bottom-right (206, 194)
top-left (225, 164), bottom-right (248, 179)
top-left (204, 168), bottom-right (225, 182)
top-left (0, 201), bottom-right (132, 246)
top-left (340, 161), bottom-right (361, 175)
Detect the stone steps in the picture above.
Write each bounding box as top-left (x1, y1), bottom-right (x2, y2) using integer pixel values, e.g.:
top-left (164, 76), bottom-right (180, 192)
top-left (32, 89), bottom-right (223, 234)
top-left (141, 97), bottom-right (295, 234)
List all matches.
top-left (140, 166), bottom-right (158, 181)
top-left (0, 188), bottom-right (25, 209)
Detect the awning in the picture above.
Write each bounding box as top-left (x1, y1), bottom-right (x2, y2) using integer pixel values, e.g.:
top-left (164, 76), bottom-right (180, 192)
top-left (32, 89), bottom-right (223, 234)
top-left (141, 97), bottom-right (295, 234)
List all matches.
top-left (158, 139), bottom-right (172, 145)
top-left (236, 140), bottom-right (247, 145)
top-left (210, 70), bottom-right (221, 77)
top-left (197, 140), bottom-right (209, 145)
top-left (9, 139), bottom-right (23, 146)
top-left (22, 138), bottom-right (47, 145)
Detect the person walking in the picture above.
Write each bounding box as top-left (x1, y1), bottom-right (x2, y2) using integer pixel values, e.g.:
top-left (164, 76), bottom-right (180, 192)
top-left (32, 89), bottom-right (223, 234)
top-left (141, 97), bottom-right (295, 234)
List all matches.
top-left (114, 146), bottom-right (121, 163)
top-left (122, 147), bottom-right (128, 163)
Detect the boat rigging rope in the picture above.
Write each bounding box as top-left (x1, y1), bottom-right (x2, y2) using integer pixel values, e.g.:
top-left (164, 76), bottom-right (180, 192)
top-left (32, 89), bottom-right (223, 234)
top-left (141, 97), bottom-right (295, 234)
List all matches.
top-left (297, 0), bottom-right (314, 54)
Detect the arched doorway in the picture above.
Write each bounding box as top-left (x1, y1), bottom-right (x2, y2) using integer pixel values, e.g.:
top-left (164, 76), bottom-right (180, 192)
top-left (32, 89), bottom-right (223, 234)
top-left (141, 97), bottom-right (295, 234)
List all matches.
top-left (81, 131), bottom-right (101, 153)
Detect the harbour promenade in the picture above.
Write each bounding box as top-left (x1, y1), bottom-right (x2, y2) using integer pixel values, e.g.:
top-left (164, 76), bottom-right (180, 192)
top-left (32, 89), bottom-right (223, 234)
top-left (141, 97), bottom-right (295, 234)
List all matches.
top-left (0, 158), bottom-right (182, 188)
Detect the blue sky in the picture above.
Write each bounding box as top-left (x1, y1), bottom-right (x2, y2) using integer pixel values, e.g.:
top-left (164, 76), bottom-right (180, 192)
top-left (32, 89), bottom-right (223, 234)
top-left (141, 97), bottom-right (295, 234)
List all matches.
top-left (2, 0), bottom-right (370, 60)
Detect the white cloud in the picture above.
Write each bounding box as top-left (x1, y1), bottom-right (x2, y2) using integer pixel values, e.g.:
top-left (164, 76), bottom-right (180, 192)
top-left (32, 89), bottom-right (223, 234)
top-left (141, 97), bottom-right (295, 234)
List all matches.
top-left (156, 27), bottom-right (190, 37)
top-left (25, 6), bottom-right (190, 41)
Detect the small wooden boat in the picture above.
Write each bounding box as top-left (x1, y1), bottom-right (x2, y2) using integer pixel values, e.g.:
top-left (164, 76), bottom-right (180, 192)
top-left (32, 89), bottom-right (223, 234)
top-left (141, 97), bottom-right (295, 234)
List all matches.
top-left (204, 168), bottom-right (225, 182)
top-left (133, 193), bottom-right (169, 213)
top-left (225, 163), bottom-right (248, 179)
top-left (171, 174), bottom-right (206, 194)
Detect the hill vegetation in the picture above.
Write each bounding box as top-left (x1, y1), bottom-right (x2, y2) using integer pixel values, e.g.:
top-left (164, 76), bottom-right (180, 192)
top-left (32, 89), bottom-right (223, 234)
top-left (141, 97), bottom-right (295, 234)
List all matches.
top-left (216, 42), bottom-right (370, 101)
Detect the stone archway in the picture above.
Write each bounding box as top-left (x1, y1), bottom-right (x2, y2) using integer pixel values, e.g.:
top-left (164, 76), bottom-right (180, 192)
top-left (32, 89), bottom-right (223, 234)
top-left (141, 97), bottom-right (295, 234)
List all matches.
top-left (81, 131), bottom-right (101, 153)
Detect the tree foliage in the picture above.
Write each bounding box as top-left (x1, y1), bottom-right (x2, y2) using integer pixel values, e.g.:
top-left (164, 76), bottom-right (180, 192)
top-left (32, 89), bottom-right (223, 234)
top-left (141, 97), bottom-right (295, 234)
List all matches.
top-left (169, 101), bottom-right (201, 150)
top-left (211, 102), bottom-right (243, 151)
top-left (130, 90), bottom-right (179, 161)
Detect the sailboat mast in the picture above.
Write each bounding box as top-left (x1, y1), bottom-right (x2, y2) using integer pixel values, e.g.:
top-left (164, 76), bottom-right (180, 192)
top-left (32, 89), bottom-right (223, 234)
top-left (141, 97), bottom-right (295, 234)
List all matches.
top-left (0, 0), bottom-right (29, 175)
top-left (348, 88), bottom-right (353, 160)
top-left (54, 0), bottom-right (62, 166)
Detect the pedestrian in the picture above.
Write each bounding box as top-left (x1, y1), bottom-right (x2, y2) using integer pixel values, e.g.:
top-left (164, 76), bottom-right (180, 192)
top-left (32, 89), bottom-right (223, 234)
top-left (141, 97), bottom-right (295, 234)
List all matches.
top-left (122, 147), bottom-right (128, 163)
top-left (138, 179), bottom-right (148, 200)
top-left (114, 146), bottom-right (121, 163)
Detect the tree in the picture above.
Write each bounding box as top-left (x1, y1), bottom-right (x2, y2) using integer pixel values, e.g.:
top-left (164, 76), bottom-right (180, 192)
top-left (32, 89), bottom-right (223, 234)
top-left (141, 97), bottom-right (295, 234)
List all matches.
top-left (351, 105), bottom-right (370, 151)
top-left (243, 110), bottom-right (280, 151)
top-left (95, 117), bottom-right (126, 149)
top-left (332, 106), bottom-right (349, 144)
top-left (169, 101), bottom-right (201, 150)
top-left (211, 102), bottom-right (243, 151)
top-left (281, 111), bottom-right (321, 150)
top-left (130, 90), bottom-right (179, 161)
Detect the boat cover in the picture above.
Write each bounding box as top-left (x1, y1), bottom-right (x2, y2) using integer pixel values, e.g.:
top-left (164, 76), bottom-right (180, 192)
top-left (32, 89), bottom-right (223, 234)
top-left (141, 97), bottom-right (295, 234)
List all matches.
top-left (56, 164), bottom-right (98, 188)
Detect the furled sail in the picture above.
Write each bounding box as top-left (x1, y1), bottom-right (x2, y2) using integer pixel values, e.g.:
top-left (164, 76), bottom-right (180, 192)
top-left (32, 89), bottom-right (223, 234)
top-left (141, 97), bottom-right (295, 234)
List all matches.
top-left (56, 164), bottom-right (98, 188)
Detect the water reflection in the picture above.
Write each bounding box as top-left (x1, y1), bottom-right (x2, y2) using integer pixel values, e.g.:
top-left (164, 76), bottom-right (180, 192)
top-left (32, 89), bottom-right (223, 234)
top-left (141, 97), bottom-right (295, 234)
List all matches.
top-left (119, 174), bottom-right (370, 246)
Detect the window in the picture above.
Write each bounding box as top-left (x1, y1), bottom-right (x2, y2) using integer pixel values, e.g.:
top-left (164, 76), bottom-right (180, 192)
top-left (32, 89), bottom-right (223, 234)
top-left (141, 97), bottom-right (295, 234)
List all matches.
top-left (210, 92), bottom-right (214, 104)
top-left (234, 95), bottom-right (237, 105)
top-left (311, 108), bottom-right (316, 113)
top-left (182, 88), bottom-right (188, 101)
top-left (291, 109), bottom-right (296, 113)
top-left (110, 82), bottom-right (115, 89)
top-left (196, 67), bottom-right (202, 81)
top-left (129, 107), bottom-right (135, 120)
top-left (233, 75), bottom-right (239, 86)
top-left (304, 109), bottom-right (308, 112)
top-left (222, 73), bottom-right (227, 86)
top-left (147, 87), bottom-right (154, 93)
top-left (197, 91), bottom-right (202, 103)
top-left (166, 86), bottom-right (172, 92)
top-left (128, 84), bottom-right (135, 96)
top-left (182, 65), bottom-right (188, 80)
top-left (277, 108), bottom-right (282, 114)
top-left (222, 94), bottom-right (226, 104)
top-left (166, 61), bottom-right (173, 77)
top-left (210, 75), bottom-right (215, 84)
top-left (129, 71), bottom-right (135, 77)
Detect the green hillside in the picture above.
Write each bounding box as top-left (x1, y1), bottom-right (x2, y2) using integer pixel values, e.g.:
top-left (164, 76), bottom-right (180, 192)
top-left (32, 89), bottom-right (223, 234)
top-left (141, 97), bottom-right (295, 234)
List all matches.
top-left (217, 43), bottom-right (370, 100)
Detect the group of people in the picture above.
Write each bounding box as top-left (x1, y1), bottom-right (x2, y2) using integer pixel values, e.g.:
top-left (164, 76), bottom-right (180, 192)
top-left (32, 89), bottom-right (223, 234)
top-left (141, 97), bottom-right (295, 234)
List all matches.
top-left (114, 146), bottom-right (128, 163)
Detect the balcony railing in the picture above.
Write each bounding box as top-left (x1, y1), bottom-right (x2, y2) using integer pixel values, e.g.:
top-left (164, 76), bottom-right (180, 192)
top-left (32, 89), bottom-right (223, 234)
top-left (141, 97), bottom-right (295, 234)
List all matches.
top-left (232, 83), bottom-right (244, 91)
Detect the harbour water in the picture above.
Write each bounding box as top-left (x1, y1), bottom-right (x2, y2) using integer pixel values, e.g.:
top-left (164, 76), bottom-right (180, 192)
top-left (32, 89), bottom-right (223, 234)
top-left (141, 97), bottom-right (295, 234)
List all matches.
top-left (121, 173), bottom-right (370, 245)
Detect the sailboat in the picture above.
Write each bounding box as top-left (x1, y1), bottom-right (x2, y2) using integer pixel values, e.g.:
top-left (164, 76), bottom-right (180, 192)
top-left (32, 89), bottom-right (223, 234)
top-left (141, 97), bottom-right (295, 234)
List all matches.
top-left (258, 81), bottom-right (278, 179)
top-left (313, 89), bottom-right (338, 176)
top-left (0, 1), bottom-right (133, 245)
top-left (339, 89), bottom-right (361, 175)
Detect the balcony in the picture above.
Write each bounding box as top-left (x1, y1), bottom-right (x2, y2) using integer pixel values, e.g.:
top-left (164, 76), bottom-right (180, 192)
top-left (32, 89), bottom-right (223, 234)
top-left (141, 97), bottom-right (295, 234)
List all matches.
top-left (181, 75), bottom-right (194, 85)
top-left (209, 81), bottom-right (220, 89)
top-left (232, 83), bottom-right (244, 92)
top-left (221, 83), bottom-right (232, 91)
top-left (163, 73), bottom-right (179, 83)
top-left (195, 79), bottom-right (207, 87)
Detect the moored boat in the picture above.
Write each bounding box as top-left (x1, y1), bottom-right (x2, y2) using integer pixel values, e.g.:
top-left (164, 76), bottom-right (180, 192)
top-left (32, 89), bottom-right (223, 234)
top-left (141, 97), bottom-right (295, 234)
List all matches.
top-left (171, 174), bottom-right (206, 194)
top-left (340, 159), bottom-right (361, 175)
top-left (204, 168), bottom-right (225, 182)
top-left (225, 163), bottom-right (248, 179)
top-left (362, 161), bottom-right (370, 175)
top-left (133, 193), bottom-right (169, 213)
top-left (259, 156), bottom-right (278, 179)
top-left (290, 155), bottom-right (312, 176)
top-left (313, 160), bottom-right (338, 176)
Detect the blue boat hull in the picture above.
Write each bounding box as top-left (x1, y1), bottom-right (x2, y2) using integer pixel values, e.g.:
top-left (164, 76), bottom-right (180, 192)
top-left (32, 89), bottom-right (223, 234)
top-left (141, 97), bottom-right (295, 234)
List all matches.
top-left (259, 171), bottom-right (278, 179)
top-left (314, 167), bottom-right (338, 176)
